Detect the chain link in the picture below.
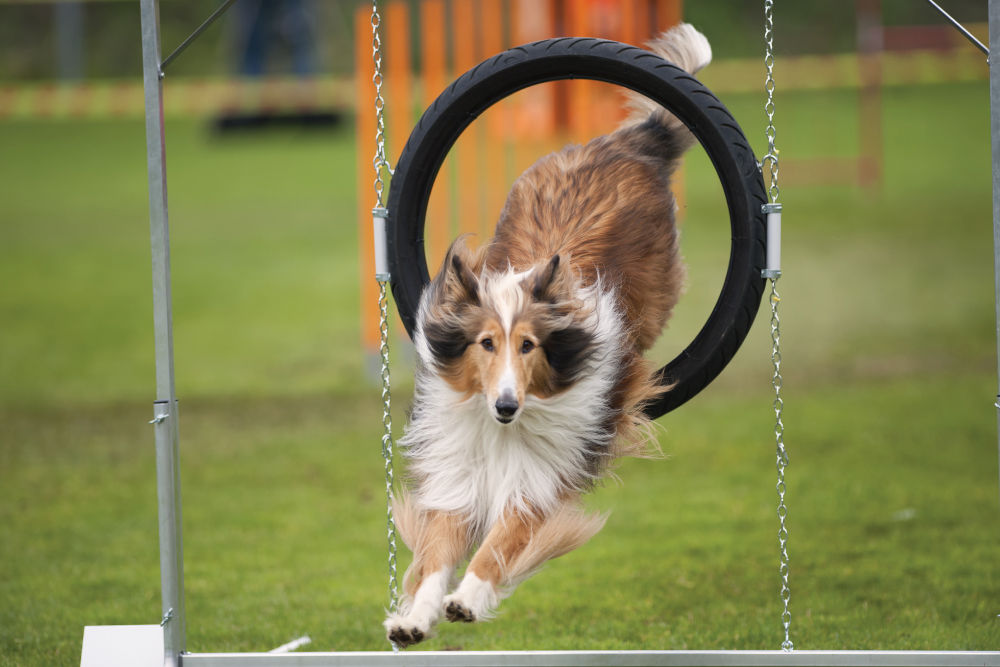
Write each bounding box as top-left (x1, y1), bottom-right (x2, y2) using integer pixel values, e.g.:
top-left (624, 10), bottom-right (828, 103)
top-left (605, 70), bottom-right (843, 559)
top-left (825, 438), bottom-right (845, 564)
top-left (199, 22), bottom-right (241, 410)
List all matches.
top-left (763, 0), bottom-right (779, 204)
top-left (370, 0), bottom-right (400, 634)
top-left (371, 0), bottom-right (392, 207)
top-left (769, 281), bottom-right (793, 652)
top-left (378, 281), bottom-right (400, 617)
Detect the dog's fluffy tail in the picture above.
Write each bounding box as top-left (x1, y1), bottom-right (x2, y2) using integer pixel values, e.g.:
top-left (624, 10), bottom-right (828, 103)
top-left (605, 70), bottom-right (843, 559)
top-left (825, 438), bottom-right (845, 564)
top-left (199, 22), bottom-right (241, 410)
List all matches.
top-left (621, 23), bottom-right (712, 160)
top-left (498, 503), bottom-right (607, 592)
top-left (649, 23), bottom-right (712, 74)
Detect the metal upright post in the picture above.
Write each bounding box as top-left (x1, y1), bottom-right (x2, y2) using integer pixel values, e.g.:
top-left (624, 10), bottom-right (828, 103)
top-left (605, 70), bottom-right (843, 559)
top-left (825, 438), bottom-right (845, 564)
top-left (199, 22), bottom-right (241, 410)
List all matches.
top-left (139, 0), bottom-right (186, 664)
top-left (991, 0), bottom-right (1000, 501)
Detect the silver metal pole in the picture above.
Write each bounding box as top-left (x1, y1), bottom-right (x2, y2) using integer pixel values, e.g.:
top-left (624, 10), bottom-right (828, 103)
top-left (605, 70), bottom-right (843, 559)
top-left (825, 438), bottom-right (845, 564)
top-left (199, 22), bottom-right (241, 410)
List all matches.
top-left (179, 649), bottom-right (1000, 667)
top-left (139, 0), bottom-right (186, 664)
top-left (991, 0), bottom-right (1000, 501)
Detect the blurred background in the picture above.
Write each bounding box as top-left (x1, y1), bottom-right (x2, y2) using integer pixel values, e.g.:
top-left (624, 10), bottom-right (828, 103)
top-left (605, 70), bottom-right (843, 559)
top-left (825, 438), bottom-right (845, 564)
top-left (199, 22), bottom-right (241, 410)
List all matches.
top-left (1, 1), bottom-right (997, 664)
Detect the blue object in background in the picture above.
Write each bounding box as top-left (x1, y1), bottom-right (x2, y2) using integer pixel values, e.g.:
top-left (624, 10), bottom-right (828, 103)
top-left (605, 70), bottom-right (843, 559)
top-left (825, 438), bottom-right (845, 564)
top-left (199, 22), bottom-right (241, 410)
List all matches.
top-left (235, 0), bottom-right (317, 77)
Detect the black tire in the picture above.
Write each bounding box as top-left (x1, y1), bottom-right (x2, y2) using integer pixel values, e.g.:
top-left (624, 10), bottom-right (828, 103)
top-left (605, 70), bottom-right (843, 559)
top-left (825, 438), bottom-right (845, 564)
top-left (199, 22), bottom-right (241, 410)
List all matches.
top-left (386, 37), bottom-right (767, 419)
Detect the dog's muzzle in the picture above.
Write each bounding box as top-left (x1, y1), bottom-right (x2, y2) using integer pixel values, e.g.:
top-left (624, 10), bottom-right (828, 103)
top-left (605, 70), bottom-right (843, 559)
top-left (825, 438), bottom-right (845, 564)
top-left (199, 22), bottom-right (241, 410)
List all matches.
top-left (494, 394), bottom-right (519, 424)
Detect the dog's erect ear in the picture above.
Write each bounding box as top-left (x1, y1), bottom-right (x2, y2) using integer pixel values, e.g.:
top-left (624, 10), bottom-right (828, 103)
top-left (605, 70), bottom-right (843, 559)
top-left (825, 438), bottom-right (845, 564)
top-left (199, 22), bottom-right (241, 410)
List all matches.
top-left (428, 237), bottom-right (481, 307)
top-left (450, 253), bottom-right (480, 305)
top-left (532, 254), bottom-right (565, 302)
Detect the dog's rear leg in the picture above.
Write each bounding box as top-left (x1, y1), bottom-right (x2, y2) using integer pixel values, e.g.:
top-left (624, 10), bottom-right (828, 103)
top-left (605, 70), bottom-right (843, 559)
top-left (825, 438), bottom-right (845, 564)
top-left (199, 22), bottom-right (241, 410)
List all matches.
top-left (444, 500), bottom-right (605, 623)
top-left (384, 508), bottom-right (471, 647)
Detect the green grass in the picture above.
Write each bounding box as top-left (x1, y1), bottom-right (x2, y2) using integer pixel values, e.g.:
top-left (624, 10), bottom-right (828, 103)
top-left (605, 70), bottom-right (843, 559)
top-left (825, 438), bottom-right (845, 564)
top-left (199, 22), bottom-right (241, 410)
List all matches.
top-left (2, 81), bottom-right (1000, 665)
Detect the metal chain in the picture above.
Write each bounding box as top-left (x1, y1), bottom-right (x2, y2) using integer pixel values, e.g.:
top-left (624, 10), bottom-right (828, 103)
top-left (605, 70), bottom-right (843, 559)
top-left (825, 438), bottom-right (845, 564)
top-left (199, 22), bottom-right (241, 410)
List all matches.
top-left (370, 0), bottom-right (400, 626)
top-left (378, 281), bottom-right (400, 617)
top-left (763, 0), bottom-right (779, 204)
top-left (769, 281), bottom-right (793, 652)
top-left (764, 0), bottom-right (791, 652)
top-left (371, 0), bottom-right (392, 207)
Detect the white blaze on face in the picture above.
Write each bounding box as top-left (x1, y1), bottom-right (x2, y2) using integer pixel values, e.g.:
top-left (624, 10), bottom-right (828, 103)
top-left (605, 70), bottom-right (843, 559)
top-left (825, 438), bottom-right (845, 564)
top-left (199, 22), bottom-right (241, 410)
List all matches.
top-left (483, 269), bottom-right (531, 424)
top-left (485, 315), bottom-right (522, 424)
top-left (498, 343), bottom-right (517, 396)
top-left (493, 341), bottom-right (519, 419)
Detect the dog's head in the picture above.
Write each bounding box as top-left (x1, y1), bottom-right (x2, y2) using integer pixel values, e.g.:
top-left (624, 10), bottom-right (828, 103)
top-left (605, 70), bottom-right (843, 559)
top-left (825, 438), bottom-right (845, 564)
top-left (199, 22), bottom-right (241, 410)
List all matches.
top-left (417, 239), bottom-right (597, 425)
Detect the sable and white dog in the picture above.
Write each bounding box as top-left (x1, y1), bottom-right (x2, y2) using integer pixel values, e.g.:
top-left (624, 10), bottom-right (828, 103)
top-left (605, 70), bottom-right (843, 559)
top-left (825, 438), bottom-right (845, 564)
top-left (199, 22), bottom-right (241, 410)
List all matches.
top-left (384, 24), bottom-right (712, 647)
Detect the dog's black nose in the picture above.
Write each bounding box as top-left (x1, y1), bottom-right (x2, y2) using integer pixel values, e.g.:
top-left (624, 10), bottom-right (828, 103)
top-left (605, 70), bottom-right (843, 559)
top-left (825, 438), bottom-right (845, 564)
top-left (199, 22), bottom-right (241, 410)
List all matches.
top-left (495, 396), bottom-right (519, 419)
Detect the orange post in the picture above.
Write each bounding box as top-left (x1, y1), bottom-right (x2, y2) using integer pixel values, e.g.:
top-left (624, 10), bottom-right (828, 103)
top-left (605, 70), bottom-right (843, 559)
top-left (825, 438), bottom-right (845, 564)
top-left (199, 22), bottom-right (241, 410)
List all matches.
top-left (355, 6), bottom-right (379, 357)
top-left (481, 0), bottom-right (509, 235)
top-left (386, 1), bottom-right (413, 162)
top-left (635, 0), bottom-right (653, 41)
top-left (420, 0), bottom-right (451, 269)
top-left (606, 0), bottom-right (641, 126)
top-left (420, 0), bottom-right (447, 104)
top-left (383, 1), bottom-right (415, 339)
top-left (657, 0), bottom-right (687, 216)
top-left (452, 0), bottom-right (481, 242)
top-left (656, 0), bottom-right (682, 28)
top-left (512, 0), bottom-right (555, 142)
top-left (620, 0), bottom-right (638, 45)
top-left (567, 0), bottom-right (596, 144)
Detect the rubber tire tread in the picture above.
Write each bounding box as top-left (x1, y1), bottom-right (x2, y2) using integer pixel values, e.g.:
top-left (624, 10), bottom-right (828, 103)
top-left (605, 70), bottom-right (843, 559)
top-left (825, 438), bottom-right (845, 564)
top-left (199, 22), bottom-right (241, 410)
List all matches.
top-left (386, 37), bottom-right (767, 419)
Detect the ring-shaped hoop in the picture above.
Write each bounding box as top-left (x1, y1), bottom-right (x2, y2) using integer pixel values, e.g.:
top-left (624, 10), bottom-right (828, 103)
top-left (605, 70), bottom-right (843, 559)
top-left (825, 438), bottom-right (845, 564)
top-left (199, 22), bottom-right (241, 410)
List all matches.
top-left (386, 37), bottom-right (767, 419)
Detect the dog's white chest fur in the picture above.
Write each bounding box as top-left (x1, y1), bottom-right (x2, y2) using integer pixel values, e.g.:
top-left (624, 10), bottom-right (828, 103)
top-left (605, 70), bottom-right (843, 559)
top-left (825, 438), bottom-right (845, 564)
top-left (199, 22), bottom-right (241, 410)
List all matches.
top-left (402, 283), bottom-right (625, 532)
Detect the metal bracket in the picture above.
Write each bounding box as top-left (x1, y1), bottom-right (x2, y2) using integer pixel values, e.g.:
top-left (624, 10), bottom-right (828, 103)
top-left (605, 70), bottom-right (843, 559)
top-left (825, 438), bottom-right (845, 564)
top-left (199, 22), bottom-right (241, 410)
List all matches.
top-left (761, 203), bottom-right (783, 280)
top-left (372, 207), bottom-right (391, 282)
top-left (150, 399), bottom-right (170, 425)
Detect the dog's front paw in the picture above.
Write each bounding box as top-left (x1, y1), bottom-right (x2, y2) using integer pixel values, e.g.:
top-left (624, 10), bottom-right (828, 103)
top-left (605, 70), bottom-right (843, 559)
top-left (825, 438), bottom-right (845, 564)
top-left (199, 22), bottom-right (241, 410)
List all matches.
top-left (444, 598), bottom-right (476, 623)
top-left (384, 614), bottom-right (431, 648)
top-left (442, 574), bottom-right (498, 623)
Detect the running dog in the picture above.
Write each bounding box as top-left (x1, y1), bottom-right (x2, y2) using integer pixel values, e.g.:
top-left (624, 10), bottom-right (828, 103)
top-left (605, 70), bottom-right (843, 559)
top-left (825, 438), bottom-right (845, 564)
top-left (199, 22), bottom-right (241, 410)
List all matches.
top-left (384, 24), bottom-right (712, 647)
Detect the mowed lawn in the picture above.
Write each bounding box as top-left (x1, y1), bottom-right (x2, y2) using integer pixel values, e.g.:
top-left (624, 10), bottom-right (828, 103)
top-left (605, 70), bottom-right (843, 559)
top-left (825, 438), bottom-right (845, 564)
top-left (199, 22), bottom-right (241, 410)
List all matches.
top-left (2, 80), bottom-right (999, 665)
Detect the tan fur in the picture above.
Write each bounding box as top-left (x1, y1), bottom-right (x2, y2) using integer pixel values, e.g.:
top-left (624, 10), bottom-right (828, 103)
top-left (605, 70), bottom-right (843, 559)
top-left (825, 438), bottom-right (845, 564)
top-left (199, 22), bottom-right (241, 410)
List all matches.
top-left (393, 497), bottom-right (472, 597)
top-left (496, 502), bottom-right (608, 589)
top-left (464, 499), bottom-right (606, 590)
top-left (466, 507), bottom-right (539, 587)
top-left (485, 135), bottom-right (686, 354)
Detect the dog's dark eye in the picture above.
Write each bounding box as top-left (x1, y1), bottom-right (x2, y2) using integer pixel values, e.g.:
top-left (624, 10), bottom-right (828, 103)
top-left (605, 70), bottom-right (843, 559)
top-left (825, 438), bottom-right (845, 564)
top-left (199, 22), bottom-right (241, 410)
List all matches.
top-left (480, 338), bottom-right (494, 352)
top-left (521, 339), bottom-right (535, 354)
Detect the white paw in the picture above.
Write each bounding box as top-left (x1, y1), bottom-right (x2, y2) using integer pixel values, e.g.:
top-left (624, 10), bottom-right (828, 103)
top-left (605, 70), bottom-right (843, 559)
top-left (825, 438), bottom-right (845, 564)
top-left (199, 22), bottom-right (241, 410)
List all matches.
top-left (384, 612), bottom-right (433, 648)
top-left (443, 573), bottom-right (499, 623)
top-left (384, 568), bottom-right (451, 647)
top-left (443, 597), bottom-right (476, 623)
